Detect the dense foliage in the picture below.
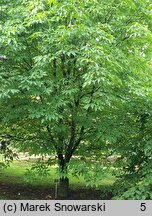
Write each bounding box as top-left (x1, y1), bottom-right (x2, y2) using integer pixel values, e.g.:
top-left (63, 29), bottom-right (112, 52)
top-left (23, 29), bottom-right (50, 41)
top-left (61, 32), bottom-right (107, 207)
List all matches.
top-left (0, 0), bottom-right (152, 198)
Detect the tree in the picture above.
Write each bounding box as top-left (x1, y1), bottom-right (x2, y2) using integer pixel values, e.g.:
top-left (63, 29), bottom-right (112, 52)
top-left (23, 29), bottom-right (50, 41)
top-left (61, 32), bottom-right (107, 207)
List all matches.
top-left (0, 0), bottom-right (151, 198)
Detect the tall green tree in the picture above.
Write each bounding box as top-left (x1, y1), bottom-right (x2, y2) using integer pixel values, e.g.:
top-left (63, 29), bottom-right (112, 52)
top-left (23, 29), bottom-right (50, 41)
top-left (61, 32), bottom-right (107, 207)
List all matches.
top-left (0, 0), bottom-right (151, 198)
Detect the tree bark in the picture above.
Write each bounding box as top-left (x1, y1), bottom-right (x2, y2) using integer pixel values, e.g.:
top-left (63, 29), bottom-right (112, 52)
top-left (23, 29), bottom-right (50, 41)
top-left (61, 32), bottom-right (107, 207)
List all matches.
top-left (55, 124), bottom-right (84, 199)
top-left (56, 153), bottom-right (69, 199)
top-left (57, 176), bottom-right (69, 199)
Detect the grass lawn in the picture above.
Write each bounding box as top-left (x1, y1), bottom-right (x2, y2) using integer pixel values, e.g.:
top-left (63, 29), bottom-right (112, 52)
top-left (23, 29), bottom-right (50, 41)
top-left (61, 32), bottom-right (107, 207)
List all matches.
top-left (0, 158), bottom-right (116, 200)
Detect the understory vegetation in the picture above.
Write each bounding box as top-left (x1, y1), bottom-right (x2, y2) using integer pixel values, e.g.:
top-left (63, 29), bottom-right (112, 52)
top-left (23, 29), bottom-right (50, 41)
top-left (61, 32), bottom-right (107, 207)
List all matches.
top-left (0, 157), bottom-right (115, 200)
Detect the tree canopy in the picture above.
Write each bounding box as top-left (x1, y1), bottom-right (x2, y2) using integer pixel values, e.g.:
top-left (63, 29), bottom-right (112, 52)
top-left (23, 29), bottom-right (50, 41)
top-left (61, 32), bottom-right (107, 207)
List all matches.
top-left (0, 0), bottom-right (152, 198)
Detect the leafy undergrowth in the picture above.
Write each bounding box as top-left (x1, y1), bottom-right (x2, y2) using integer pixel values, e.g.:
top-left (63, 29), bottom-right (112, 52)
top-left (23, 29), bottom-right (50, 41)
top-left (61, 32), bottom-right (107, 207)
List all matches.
top-left (0, 159), bottom-right (115, 200)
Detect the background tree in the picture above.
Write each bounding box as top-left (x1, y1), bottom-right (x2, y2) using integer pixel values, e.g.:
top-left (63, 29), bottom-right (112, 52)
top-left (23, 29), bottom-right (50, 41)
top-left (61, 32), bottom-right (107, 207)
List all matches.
top-left (0, 0), bottom-right (151, 198)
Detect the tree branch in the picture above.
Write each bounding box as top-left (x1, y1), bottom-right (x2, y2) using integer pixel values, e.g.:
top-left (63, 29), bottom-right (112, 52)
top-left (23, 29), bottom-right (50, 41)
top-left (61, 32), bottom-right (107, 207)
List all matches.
top-left (65, 126), bottom-right (84, 163)
top-left (53, 58), bottom-right (56, 78)
top-left (61, 53), bottom-right (66, 77)
top-left (23, 58), bottom-right (32, 69)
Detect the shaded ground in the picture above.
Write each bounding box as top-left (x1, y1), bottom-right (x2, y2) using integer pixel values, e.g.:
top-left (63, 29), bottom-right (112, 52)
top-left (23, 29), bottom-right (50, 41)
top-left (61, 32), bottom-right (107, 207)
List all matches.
top-left (0, 181), bottom-right (112, 200)
top-left (0, 158), bottom-right (115, 200)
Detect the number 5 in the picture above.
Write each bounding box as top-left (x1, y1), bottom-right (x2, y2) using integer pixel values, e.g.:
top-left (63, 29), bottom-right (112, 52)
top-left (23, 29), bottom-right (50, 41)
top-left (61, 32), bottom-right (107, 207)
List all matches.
top-left (140, 203), bottom-right (146, 211)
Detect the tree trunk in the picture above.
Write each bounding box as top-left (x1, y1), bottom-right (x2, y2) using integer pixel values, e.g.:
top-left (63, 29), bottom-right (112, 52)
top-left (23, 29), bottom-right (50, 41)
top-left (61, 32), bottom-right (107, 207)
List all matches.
top-left (55, 155), bottom-right (69, 199)
top-left (57, 176), bottom-right (69, 199)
